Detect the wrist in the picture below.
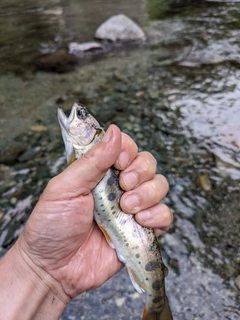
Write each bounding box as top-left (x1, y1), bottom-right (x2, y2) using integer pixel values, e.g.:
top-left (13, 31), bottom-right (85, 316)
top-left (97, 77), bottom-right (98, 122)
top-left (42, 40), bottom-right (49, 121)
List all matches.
top-left (0, 237), bottom-right (70, 320)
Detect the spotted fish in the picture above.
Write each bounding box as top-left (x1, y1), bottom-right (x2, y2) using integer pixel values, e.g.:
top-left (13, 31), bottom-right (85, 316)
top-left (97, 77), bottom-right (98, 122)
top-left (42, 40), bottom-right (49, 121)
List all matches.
top-left (58, 103), bottom-right (173, 320)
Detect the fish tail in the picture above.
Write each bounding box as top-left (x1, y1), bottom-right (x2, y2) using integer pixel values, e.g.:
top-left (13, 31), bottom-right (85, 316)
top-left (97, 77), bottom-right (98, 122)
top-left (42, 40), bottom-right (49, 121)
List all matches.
top-left (142, 298), bottom-right (173, 320)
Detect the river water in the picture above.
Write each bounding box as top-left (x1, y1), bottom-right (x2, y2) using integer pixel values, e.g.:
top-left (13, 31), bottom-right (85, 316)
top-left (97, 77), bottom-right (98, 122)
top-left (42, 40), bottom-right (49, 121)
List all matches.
top-left (0, 1), bottom-right (239, 319)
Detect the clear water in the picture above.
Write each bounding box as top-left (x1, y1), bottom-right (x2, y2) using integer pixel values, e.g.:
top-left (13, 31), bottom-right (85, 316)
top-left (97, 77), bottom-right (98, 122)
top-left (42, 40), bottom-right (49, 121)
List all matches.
top-left (0, 1), bottom-right (239, 319)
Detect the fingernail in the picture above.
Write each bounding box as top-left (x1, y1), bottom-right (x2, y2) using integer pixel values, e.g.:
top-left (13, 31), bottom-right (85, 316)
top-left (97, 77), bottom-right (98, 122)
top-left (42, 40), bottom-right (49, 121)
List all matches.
top-left (102, 125), bottom-right (113, 143)
top-left (117, 151), bottom-right (129, 169)
top-left (124, 194), bottom-right (140, 210)
top-left (137, 210), bottom-right (151, 222)
top-left (122, 172), bottom-right (138, 190)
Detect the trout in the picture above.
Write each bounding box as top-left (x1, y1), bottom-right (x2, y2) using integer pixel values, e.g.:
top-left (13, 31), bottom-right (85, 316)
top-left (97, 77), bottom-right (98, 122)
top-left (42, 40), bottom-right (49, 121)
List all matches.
top-left (58, 103), bottom-right (173, 320)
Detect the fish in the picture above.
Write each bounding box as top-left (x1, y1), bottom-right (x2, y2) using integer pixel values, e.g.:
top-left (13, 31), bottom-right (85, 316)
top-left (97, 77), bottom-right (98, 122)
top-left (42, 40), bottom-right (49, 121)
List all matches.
top-left (58, 102), bottom-right (173, 320)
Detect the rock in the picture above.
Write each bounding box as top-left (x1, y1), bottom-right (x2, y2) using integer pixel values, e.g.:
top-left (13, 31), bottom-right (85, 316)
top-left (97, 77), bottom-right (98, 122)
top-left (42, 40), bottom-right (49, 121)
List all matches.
top-left (30, 125), bottom-right (48, 132)
top-left (149, 89), bottom-right (159, 99)
top-left (0, 142), bottom-right (28, 165)
top-left (95, 14), bottom-right (146, 42)
top-left (197, 173), bottom-right (212, 191)
top-left (32, 50), bottom-right (78, 72)
top-left (69, 42), bottom-right (103, 56)
top-left (113, 71), bottom-right (129, 83)
top-left (71, 85), bottom-right (83, 96)
top-left (115, 297), bottom-right (126, 307)
top-left (18, 146), bottom-right (41, 162)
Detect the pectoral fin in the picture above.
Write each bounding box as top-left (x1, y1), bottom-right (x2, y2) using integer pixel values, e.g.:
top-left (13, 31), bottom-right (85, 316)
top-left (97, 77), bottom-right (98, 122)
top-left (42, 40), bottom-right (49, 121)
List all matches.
top-left (127, 266), bottom-right (147, 294)
top-left (98, 225), bottom-right (115, 249)
top-left (66, 147), bottom-right (76, 165)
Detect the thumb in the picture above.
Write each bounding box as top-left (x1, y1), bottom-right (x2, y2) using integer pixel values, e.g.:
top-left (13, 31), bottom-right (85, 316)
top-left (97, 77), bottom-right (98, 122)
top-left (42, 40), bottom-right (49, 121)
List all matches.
top-left (43, 125), bottom-right (122, 200)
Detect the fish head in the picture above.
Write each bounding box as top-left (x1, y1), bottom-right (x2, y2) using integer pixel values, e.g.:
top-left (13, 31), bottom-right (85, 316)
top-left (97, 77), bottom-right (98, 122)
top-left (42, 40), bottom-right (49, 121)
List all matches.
top-left (58, 103), bottom-right (105, 164)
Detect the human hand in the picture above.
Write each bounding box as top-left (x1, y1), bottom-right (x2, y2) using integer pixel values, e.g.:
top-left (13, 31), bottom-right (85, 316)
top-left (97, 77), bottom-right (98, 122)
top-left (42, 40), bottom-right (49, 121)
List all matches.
top-left (14, 125), bottom-right (172, 304)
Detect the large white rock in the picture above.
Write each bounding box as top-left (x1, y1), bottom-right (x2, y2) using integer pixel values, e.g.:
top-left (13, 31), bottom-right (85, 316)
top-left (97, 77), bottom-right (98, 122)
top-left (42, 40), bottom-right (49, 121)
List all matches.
top-left (95, 14), bottom-right (146, 42)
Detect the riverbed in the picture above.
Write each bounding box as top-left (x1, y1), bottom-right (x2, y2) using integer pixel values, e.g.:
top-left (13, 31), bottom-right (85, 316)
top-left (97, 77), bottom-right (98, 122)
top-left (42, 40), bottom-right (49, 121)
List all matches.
top-left (0, 1), bottom-right (239, 319)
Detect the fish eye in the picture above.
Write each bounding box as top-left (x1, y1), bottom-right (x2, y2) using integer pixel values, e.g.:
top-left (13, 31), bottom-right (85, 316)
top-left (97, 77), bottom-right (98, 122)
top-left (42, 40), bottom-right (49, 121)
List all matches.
top-left (76, 108), bottom-right (88, 120)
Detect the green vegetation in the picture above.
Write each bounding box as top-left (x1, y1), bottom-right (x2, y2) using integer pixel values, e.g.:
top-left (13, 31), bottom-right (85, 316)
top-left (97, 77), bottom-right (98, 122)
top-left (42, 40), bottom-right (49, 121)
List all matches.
top-left (146, 0), bottom-right (170, 19)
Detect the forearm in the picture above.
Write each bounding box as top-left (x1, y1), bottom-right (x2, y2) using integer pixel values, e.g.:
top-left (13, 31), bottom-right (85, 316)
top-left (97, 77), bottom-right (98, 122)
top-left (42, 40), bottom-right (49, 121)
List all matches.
top-left (0, 241), bottom-right (68, 320)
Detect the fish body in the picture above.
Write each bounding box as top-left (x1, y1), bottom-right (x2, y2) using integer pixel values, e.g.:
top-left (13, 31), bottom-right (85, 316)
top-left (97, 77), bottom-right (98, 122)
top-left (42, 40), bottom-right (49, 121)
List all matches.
top-left (58, 103), bottom-right (173, 320)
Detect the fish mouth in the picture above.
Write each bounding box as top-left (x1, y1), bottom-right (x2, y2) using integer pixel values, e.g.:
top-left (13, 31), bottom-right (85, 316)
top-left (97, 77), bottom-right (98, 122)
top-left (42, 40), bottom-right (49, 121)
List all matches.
top-left (58, 102), bottom-right (89, 130)
top-left (58, 103), bottom-right (81, 131)
top-left (57, 107), bottom-right (70, 132)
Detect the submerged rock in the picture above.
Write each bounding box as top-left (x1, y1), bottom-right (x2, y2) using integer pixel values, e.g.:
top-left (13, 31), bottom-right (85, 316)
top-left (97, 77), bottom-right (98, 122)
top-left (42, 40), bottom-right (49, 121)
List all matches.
top-left (32, 50), bottom-right (78, 72)
top-left (197, 173), bottom-right (212, 192)
top-left (30, 125), bottom-right (48, 132)
top-left (95, 14), bottom-right (146, 42)
top-left (69, 41), bottom-right (104, 56)
top-left (0, 142), bottom-right (28, 166)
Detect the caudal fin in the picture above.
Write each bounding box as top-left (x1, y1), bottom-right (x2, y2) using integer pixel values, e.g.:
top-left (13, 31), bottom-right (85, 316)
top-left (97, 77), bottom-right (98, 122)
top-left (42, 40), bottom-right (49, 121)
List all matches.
top-left (142, 298), bottom-right (173, 320)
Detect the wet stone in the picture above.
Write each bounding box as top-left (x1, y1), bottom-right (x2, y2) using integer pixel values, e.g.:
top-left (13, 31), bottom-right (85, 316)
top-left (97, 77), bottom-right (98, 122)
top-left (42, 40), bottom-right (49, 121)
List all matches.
top-left (0, 143), bottom-right (28, 165)
top-left (32, 50), bottom-right (78, 72)
top-left (18, 147), bottom-right (41, 162)
top-left (197, 173), bottom-right (212, 192)
top-left (95, 14), bottom-right (146, 42)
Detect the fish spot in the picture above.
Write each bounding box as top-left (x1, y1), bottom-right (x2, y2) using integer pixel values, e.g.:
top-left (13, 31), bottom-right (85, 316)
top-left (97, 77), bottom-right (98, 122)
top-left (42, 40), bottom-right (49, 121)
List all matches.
top-left (135, 254), bottom-right (140, 259)
top-left (152, 297), bottom-right (163, 304)
top-left (145, 260), bottom-right (159, 272)
top-left (111, 206), bottom-right (115, 210)
top-left (107, 176), bottom-right (118, 186)
top-left (112, 211), bottom-right (116, 215)
top-left (152, 280), bottom-right (162, 290)
top-left (145, 278), bottom-right (149, 281)
top-left (108, 193), bottom-right (116, 201)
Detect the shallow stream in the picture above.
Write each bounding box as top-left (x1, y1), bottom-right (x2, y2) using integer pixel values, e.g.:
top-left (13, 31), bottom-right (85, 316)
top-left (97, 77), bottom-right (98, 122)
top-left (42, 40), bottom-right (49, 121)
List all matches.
top-left (0, 1), bottom-right (239, 319)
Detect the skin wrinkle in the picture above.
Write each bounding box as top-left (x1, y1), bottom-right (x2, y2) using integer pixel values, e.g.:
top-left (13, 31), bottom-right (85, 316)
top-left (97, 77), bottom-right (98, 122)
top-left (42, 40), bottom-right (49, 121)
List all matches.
top-left (18, 239), bottom-right (71, 304)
